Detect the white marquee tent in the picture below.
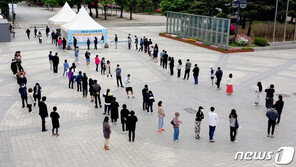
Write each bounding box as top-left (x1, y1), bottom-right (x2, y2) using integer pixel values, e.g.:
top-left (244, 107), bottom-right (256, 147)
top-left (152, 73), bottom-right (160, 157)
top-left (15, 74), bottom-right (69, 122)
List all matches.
top-left (48, 2), bottom-right (76, 29)
top-left (61, 6), bottom-right (107, 47)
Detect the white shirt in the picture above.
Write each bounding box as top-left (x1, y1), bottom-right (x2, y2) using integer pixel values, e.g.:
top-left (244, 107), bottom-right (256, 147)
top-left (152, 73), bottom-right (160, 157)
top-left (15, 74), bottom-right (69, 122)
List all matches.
top-left (125, 77), bottom-right (132, 87)
top-left (177, 64), bottom-right (182, 70)
top-left (208, 112), bottom-right (218, 126)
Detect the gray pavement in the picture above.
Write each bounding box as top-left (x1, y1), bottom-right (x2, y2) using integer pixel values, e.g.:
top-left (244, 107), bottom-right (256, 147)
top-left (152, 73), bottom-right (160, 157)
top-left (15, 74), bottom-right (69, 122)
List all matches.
top-left (1, 3), bottom-right (296, 167)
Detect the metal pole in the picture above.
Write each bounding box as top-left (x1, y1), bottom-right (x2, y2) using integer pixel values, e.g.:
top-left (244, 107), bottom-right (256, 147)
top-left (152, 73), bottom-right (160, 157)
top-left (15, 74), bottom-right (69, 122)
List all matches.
top-left (283, 0), bottom-right (289, 42)
top-left (11, 0), bottom-right (15, 24)
top-left (294, 26), bottom-right (296, 42)
top-left (234, 0), bottom-right (241, 39)
top-left (273, 0), bottom-right (279, 43)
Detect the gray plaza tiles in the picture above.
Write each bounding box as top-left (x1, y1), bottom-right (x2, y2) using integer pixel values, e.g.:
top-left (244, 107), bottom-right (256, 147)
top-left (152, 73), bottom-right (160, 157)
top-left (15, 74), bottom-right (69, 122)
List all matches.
top-left (1, 4), bottom-right (296, 167)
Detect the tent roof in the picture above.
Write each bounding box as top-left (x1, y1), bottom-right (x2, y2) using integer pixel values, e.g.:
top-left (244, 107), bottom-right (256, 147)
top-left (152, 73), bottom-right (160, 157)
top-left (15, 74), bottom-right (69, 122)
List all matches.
top-left (48, 2), bottom-right (76, 25)
top-left (61, 6), bottom-right (106, 31)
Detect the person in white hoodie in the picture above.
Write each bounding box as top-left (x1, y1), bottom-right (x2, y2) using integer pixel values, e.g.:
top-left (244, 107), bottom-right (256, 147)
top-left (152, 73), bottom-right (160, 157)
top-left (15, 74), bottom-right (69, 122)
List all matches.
top-left (125, 74), bottom-right (134, 98)
top-left (208, 107), bottom-right (218, 142)
top-left (27, 88), bottom-right (34, 113)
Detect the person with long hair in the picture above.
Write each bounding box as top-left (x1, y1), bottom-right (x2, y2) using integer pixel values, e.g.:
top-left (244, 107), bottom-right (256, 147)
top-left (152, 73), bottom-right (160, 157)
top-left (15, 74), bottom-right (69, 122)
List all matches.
top-left (82, 73), bottom-right (88, 98)
top-left (254, 82), bottom-right (263, 105)
top-left (33, 83), bottom-right (42, 106)
top-left (229, 109), bottom-right (239, 142)
top-left (157, 101), bottom-right (165, 132)
top-left (210, 66), bottom-right (215, 86)
top-left (195, 106), bottom-right (204, 139)
top-left (103, 89), bottom-right (113, 115)
top-left (265, 84), bottom-right (275, 109)
top-left (169, 57), bottom-right (175, 75)
top-left (105, 60), bottom-right (112, 77)
top-left (89, 78), bottom-right (94, 102)
top-left (103, 116), bottom-right (111, 150)
top-left (177, 59), bottom-right (182, 78)
top-left (226, 73), bottom-right (233, 95)
top-left (101, 57), bottom-right (106, 75)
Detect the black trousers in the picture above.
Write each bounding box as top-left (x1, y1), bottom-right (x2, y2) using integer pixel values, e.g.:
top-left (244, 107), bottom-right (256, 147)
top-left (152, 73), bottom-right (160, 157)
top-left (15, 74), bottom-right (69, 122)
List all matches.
top-left (116, 76), bottom-right (123, 87)
top-left (163, 61), bottom-right (167, 69)
top-left (27, 34), bottom-right (30, 39)
top-left (128, 43), bottom-right (131, 49)
top-left (63, 44), bottom-right (66, 50)
top-left (53, 64), bottom-right (58, 73)
top-left (96, 64), bottom-right (99, 71)
top-left (139, 45), bottom-right (143, 52)
top-left (216, 78), bottom-right (222, 89)
top-left (69, 79), bottom-right (74, 88)
top-left (83, 86), bottom-right (87, 97)
top-left (230, 127), bottom-right (237, 141)
top-left (184, 69), bottom-right (190, 80)
top-left (170, 66), bottom-right (174, 75)
top-left (268, 120), bottom-right (276, 135)
top-left (77, 83), bottom-right (82, 91)
top-left (277, 111), bottom-right (282, 123)
top-left (135, 43), bottom-right (138, 50)
top-left (52, 128), bottom-right (58, 134)
top-left (28, 104), bottom-right (32, 113)
top-left (147, 104), bottom-right (153, 113)
top-left (104, 105), bottom-right (110, 114)
top-left (87, 44), bottom-right (90, 50)
top-left (21, 96), bottom-right (28, 107)
top-left (177, 69), bottom-right (181, 78)
top-left (128, 130), bottom-right (135, 141)
top-left (34, 96), bottom-right (40, 106)
top-left (143, 99), bottom-right (148, 110)
top-left (94, 44), bottom-right (97, 49)
top-left (122, 122), bottom-right (126, 131)
top-left (41, 117), bottom-right (46, 131)
top-left (74, 44), bottom-right (77, 50)
top-left (265, 98), bottom-right (273, 109)
top-left (94, 93), bottom-right (101, 107)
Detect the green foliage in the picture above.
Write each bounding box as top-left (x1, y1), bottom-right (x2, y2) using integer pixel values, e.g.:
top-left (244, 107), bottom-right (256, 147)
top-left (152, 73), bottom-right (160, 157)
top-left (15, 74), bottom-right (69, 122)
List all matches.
top-left (202, 43), bottom-right (210, 46)
top-left (44, 0), bottom-right (59, 7)
top-left (137, 0), bottom-right (152, 12)
top-left (216, 12), bottom-right (228, 18)
top-left (254, 37), bottom-right (268, 46)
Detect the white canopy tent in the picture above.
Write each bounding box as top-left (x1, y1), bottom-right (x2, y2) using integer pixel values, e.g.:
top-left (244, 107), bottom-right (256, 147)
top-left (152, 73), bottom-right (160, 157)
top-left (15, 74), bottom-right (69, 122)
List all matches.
top-left (61, 6), bottom-right (107, 48)
top-left (48, 2), bottom-right (76, 29)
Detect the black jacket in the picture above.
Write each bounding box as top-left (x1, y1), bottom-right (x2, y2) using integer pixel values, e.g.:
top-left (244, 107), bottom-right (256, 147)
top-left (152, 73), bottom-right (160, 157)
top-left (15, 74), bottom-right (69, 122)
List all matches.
top-left (52, 55), bottom-right (59, 65)
top-left (110, 101), bottom-right (119, 119)
top-left (193, 67), bottom-right (200, 77)
top-left (33, 86), bottom-right (41, 98)
top-left (39, 101), bottom-right (48, 118)
top-left (195, 111), bottom-right (204, 121)
top-left (275, 100), bottom-right (284, 113)
top-left (126, 115), bottom-right (138, 131)
top-left (142, 88), bottom-right (148, 99)
top-left (265, 88), bottom-right (275, 98)
top-left (50, 112), bottom-right (60, 128)
top-left (120, 109), bottom-right (130, 123)
top-left (215, 69), bottom-right (223, 79)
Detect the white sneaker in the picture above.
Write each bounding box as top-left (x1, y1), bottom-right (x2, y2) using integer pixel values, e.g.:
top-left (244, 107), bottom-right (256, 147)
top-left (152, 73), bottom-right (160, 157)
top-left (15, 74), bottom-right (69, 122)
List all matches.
top-left (122, 131), bottom-right (125, 134)
top-left (148, 112), bottom-right (151, 115)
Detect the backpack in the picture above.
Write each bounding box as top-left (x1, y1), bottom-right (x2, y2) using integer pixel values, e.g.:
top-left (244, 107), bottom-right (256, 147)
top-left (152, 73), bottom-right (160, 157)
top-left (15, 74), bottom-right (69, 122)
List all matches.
top-left (171, 120), bottom-right (174, 126)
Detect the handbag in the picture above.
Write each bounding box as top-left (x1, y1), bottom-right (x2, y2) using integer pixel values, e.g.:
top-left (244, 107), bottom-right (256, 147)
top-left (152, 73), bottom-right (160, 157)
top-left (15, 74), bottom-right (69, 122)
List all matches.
top-left (170, 120), bottom-right (175, 126)
top-left (235, 119), bottom-right (239, 129)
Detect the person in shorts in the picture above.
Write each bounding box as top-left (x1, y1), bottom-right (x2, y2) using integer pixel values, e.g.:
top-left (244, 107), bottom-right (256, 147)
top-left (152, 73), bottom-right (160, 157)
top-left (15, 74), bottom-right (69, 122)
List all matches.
top-left (85, 51), bottom-right (90, 68)
top-left (125, 74), bottom-right (134, 98)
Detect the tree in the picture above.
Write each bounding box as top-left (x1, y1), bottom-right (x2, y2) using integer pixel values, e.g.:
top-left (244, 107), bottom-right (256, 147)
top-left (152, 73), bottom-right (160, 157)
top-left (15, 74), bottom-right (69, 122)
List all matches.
top-left (99, 0), bottom-right (114, 20)
top-left (137, 0), bottom-right (152, 12)
top-left (151, 0), bottom-right (161, 10)
top-left (44, 0), bottom-right (59, 10)
top-left (126, 0), bottom-right (137, 19)
top-left (115, 0), bottom-right (126, 18)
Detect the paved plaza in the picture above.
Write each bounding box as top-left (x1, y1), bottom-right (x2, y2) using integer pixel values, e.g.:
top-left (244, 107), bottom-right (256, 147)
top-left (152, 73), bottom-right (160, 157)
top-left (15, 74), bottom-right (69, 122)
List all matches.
top-left (1, 3), bottom-right (296, 167)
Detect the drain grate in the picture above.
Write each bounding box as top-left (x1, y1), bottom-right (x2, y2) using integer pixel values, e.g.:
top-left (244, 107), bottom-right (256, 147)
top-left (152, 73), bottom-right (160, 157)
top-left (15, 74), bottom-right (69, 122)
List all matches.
top-left (292, 92), bottom-right (296, 96)
top-left (184, 108), bottom-right (198, 114)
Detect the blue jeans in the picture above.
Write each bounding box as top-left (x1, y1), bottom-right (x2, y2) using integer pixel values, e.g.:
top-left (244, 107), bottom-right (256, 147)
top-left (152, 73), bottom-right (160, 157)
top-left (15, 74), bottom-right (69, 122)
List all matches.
top-left (209, 126), bottom-right (216, 140)
top-left (158, 117), bottom-right (164, 129)
top-left (63, 69), bottom-right (67, 76)
top-left (194, 76), bottom-right (198, 84)
top-left (174, 127), bottom-right (179, 140)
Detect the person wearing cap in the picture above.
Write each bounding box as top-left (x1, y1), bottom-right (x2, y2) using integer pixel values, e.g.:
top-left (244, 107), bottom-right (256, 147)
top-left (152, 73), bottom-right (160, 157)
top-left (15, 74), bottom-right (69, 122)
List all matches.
top-left (265, 84), bottom-right (275, 109)
top-left (50, 106), bottom-right (60, 136)
top-left (266, 105), bottom-right (278, 138)
top-left (229, 109), bottom-right (239, 142)
top-left (208, 107), bottom-right (218, 142)
top-left (195, 106), bottom-right (204, 139)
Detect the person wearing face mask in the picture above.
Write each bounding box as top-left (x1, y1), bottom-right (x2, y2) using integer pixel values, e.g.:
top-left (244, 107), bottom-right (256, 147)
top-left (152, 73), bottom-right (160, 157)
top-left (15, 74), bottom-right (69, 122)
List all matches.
top-left (17, 75), bottom-right (27, 87)
top-left (19, 84), bottom-right (28, 108)
top-left (33, 83), bottom-right (42, 106)
top-left (195, 106), bottom-right (204, 139)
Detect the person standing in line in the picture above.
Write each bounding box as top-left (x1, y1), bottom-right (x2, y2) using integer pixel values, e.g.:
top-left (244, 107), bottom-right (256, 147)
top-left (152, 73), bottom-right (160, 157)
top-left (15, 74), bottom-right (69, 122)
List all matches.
top-left (82, 73), bottom-right (88, 98)
top-left (159, 50), bottom-right (165, 66)
top-left (103, 89), bottom-right (113, 115)
top-left (229, 109), bottom-right (239, 142)
top-left (134, 36), bottom-right (138, 50)
top-left (148, 39), bottom-right (153, 53)
top-left (210, 66), bottom-right (215, 86)
top-left (157, 101), bottom-right (166, 132)
top-left (74, 47), bottom-right (79, 64)
top-left (55, 33), bottom-right (59, 46)
top-left (103, 116), bottom-right (111, 150)
top-left (101, 57), bottom-right (106, 75)
top-left (92, 80), bottom-right (102, 108)
top-left (215, 67), bottom-right (223, 90)
top-left (275, 95), bottom-right (284, 124)
top-left (94, 37), bottom-right (98, 49)
top-left (39, 96), bottom-right (48, 132)
top-left (89, 78), bottom-right (94, 102)
top-left (110, 97), bottom-right (119, 122)
top-left (26, 29), bottom-right (31, 39)
top-left (172, 112), bottom-right (182, 141)
top-left (95, 55), bottom-right (100, 72)
top-left (153, 44), bottom-right (159, 63)
top-left (87, 38), bottom-right (90, 50)
top-left (85, 51), bottom-right (91, 68)
top-left (144, 38), bottom-right (149, 53)
top-left (139, 38), bottom-right (144, 52)
top-left (115, 64), bottom-right (124, 87)
top-left (105, 60), bottom-right (112, 78)
top-left (208, 107), bottom-right (218, 142)
top-left (142, 85), bottom-right (149, 111)
top-left (48, 51), bottom-right (53, 70)
top-left (265, 84), bottom-right (275, 109)
top-left (126, 110), bottom-right (138, 142)
top-left (162, 51), bottom-right (168, 69)
top-left (63, 60), bottom-right (69, 77)
top-left (177, 59), bottom-right (182, 78)
top-left (183, 59), bottom-right (192, 80)
top-left (58, 37), bottom-right (62, 49)
top-left (169, 57), bottom-right (175, 75)
top-left (68, 68), bottom-right (74, 89)
top-left (254, 82), bottom-right (263, 105)
top-left (52, 53), bottom-right (59, 73)
top-left (51, 31), bottom-right (55, 44)
top-left (125, 74), bottom-right (135, 98)
top-left (195, 106), bottom-right (204, 139)
top-left (120, 104), bottom-right (130, 133)
top-left (114, 34), bottom-right (118, 49)
top-left (33, 83), bottom-right (42, 106)
top-left (27, 88), bottom-right (34, 113)
top-left (73, 37), bottom-right (77, 50)
top-left (62, 38), bottom-right (67, 50)
top-left (17, 75), bottom-right (27, 87)
top-left (192, 64), bottom-right (200, 84)
top-left (11, 59), bottom-right (18, 78)
top-left (46, 26), bottom-right (50, 38)
top-left (70, 63), bottom-right (76, 72)
top-left (147, 91), bottom-right (155, 114)
top-left (226, 73), bottom-right (233, 95)
top-left (19, 84), bottom-right (28, 108)
top-left (127, 36), bottom-right (132, 49)
top-left (34, 27), bottom-right (37, 38)
top-left (50, 106), bottom-right (60, 136)
top-left (266, 105), bottom-right (279, 138)
top-left (38, 31), bottom-right (42, 44)
top-left (75, 71), bottom-right (83, 92)
top-left (101, 35), bottom-right (104, 48)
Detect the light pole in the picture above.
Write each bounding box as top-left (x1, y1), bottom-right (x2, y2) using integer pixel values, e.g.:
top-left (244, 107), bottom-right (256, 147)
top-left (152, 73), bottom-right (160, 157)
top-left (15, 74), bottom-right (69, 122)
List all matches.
top-left (273, 0), bottom-right (279, 43)
top-left (232, 0), bottom-right (247, 39)
top-left (283, 0), bottom-right (290, 42)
